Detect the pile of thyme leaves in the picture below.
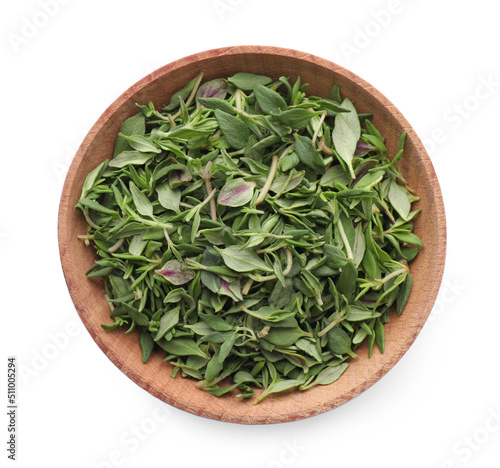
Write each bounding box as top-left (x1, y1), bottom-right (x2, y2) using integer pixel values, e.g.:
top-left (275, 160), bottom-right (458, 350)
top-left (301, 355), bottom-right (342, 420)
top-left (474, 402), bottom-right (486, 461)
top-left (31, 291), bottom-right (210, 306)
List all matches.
top-left (76, 71), bottom-right (422, 404)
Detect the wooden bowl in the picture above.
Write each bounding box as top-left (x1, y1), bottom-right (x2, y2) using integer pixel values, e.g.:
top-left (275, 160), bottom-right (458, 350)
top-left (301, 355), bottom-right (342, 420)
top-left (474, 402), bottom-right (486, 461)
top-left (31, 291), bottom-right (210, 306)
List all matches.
top-left (58, 45), bottom-right (446, 424)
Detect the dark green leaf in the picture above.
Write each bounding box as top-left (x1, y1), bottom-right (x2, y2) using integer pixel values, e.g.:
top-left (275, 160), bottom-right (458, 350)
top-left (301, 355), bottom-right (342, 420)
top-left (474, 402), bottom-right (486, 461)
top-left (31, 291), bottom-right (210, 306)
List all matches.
top-left (110, 151), bottom-right (156, 168)
top-left (80, 160), bottom-right (109, 198)
top-left (243, 306), bottom-right (295, 323)
top-left (354, 170), bottom-right (385, 190)
top-left (295, 338), bottom-right (322, 362)
top-left (205, 350), bottom-right (224, 383)
top-left (114, 113), bottom-right (146, 156)
top-left (227, 72), bottom-right (272, 91)
top-left (233, 371), bottom-right (262, 387)
top-left (216, 246), bottom-right (273, 273)
top-left (388, 180), bottom-right (411, 220)
top-left (199, 313), bottom-right (233, 332)
top-left (345, 307), bottom-right (382, 321)
top-left (157, 337), bottom-right (208, 358)
top-left (118, 134), bottom-right (161, 154)
top-left (375, 321), bottom-right (385, 354)
top-left (264, 327), bottom-right (305, 347)
top-left (352, 224), bottom-right (366, 268)
top-left (205, 383), bottom-right (240, 397)
top-left (324, 244), bottom-right (348, 269)
top-left (218, 332), bottom-right (238, 364)
top-left (156, 182), bottom-right (181, 213)
top-left (327, 326), bottom-right (355, 357)
top-left (129, 181), bottom-right (154, 218)
top-left (122, 303), bottom-right (149, 326)
top-left (294, 134), bottom-right (325, 172)
top-left (301, 362), bottom-right (349, 389)
top-left (332, 98), bottom-right (360, 178)
top-left (396, 272), bottom-right (413, 314)
top-left (78, 198), bottom-right (120, 217)
top-left (197, 97), bottom-right (235, 114)
top-left (272, 108), bottom-right (321, 129)
top-left (362, 134), bottom-right (387, 153)
top-left (140, 330), bottom-right (155, 364)
top-left (280, 151), bottom-right (300, 172)
top-left (330, 83), bottom-right (342, 103)
top-left (392, 231), bottom-right (424, 247)
top-left (164, 75), bottom-right (199, 111)
top-left (154, 307), bottom-right (180, 341)
top-left (336, 261), bottom-right (358, 303)
top-left (316, 99), bottom-right (349, 114)
top-left (253, 378), bottom-right (305, 404)
top-left (214, 110), bottom-right (251, 150)
top-left (320, 165), bottom-right (350, 187)
top-left (254, 84), bottom-right (288, 114)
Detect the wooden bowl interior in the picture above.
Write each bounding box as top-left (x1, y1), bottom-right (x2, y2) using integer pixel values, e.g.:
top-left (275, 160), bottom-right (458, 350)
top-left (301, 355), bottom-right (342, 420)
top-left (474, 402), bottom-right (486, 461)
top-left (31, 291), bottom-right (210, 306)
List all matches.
top-left (58, 46), bottom-right (446, 424)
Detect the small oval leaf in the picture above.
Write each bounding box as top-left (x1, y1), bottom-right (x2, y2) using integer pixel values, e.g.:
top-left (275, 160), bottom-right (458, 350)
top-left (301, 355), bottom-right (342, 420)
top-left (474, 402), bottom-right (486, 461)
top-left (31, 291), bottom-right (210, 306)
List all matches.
top-left (197, 78), bottom-right (228, 100)
top-left (218, 179), bottom-right (256, 207)
top-left (155, 260), bottom-right (195, 285)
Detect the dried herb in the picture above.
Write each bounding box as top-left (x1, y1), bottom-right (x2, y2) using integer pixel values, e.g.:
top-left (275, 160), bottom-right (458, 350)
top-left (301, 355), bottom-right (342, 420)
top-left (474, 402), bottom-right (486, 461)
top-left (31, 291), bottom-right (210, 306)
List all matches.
top-left (77, 71), bottom-right (422, 404)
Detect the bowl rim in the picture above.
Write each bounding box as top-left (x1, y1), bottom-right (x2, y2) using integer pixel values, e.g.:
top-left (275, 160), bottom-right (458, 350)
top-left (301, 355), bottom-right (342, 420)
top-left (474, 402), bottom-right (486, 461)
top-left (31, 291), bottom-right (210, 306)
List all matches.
top-left (58, 45), bottom-right (447, 424)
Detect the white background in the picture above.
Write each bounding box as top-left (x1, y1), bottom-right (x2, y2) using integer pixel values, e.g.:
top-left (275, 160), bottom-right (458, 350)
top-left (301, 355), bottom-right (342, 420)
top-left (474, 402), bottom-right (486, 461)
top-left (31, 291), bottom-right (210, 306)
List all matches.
top-left (2, 1), bottom-right (499, 467)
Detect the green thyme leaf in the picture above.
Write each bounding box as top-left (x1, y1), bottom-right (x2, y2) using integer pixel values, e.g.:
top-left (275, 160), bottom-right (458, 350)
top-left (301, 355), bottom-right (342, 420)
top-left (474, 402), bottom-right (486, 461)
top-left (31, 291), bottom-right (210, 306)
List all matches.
top-left (332, 98), bottom-right (361, 178)
top-left (216, 246), bottom-right (273, 273)
top-left (254, 84), bottom-right (288, 114)
top-left (140, 330), bottom-right (155, 364)
top-left (214, 109), bottom-right (250, 149)
top-left (227, 72), bottom-right (272, 91)
top-left (154, 307), bottom-right (180, 341)
top-left (294, 134), bottom-right (325, 172)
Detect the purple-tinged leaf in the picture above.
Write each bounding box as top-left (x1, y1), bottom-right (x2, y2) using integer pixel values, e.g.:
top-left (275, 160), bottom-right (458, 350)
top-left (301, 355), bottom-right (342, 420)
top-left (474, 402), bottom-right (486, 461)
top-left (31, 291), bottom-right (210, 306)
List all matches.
top-left (219, 280), bottom-right (242, 302)
top-left (155, 260), bottom-right (195, 285)
top-left (354, 139), bottom-right (376, 157)
top-left (168, 165), bottom-right (192, 189)
top-left (351, 160), bottom-right (378, 186)
top-left (218, 179), bottom-right (256, 207)
top-left (197, 79), bottom-right (228, 100)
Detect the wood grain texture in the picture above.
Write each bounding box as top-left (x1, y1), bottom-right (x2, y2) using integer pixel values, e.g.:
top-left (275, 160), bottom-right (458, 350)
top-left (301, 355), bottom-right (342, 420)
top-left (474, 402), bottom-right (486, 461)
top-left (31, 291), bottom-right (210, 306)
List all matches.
top-left (58, 45), bottom-right (446, 424)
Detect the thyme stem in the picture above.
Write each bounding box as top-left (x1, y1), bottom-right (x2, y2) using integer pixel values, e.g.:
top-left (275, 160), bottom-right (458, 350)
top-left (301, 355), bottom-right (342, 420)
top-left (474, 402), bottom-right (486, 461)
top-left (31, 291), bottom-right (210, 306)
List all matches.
top-left (255, 154), bottom-right (279, 205)
top-left (172, 71), bottom-right (205, 120)
top-left (312, 111), bottom-right (327, 146)
top-left (337, 218), bottom-right (354, 261)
